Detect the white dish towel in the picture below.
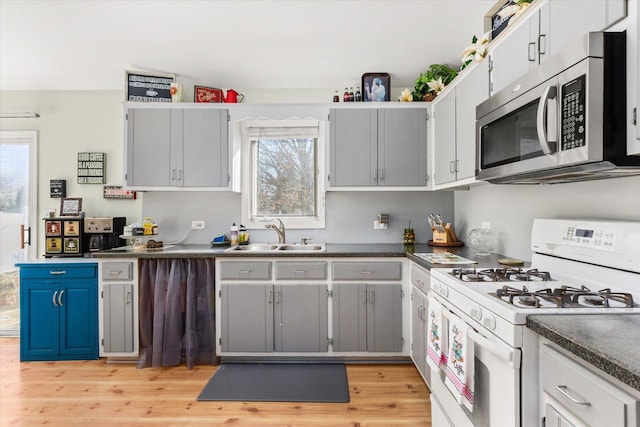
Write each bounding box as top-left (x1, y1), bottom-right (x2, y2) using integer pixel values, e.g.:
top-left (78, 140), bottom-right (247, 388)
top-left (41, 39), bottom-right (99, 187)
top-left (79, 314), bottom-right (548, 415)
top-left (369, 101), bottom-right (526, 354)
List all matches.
top-left (444, 311), bottom-right (475, 411)
top-left (426, 295), bottom-right (447, 371)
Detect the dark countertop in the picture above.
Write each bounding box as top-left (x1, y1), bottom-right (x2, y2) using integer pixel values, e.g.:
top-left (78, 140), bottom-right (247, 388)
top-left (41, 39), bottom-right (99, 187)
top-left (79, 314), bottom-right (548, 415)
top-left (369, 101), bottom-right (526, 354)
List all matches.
top-left (527, 314), bottom-right (640, 392)
top-left (88, 243), bottom-right (516, 269)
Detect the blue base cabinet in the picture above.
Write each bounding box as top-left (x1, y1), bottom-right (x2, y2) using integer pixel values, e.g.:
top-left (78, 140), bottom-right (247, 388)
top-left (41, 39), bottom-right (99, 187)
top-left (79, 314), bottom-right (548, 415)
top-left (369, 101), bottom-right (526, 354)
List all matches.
top-left (18, 262), bottom-right (98, 361)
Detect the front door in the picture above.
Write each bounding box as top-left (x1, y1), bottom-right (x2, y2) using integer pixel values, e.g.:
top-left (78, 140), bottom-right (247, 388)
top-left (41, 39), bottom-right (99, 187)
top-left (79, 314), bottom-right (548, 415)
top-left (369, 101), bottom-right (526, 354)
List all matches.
top-left (0, 131), bottom-right (38, 336)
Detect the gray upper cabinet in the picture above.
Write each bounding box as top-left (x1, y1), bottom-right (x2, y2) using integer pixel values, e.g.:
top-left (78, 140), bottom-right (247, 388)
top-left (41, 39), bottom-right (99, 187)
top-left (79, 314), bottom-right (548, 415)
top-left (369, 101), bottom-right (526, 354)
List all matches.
top-left (490, 0), bottom-right (627, 95)
top-left (125, 106), bottom-right (229, 188)
top-left (329, 107), bottom-right (428, 188)
top-left (432, 59), bottom-right (489, 187)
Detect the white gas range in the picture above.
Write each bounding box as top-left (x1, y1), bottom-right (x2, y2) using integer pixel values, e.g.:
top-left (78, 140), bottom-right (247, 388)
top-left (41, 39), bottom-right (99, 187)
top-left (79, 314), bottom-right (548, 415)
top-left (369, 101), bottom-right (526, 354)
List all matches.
top-left (428, 218), bottom-right (640, 427)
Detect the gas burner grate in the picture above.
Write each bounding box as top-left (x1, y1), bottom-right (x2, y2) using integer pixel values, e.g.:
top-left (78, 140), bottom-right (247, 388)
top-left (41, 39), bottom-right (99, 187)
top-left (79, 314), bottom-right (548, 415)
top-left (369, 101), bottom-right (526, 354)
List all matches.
top-left (492, 284), bottom-right (636, 308)
top-left (449, 267), bottom-right (553, 282)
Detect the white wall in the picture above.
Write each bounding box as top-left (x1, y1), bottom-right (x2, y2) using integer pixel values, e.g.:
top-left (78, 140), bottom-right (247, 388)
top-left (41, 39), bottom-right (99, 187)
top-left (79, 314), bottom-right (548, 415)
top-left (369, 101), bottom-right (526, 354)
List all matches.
top-left (454, 177), bottom-right (640, 262)
top-left (0, 91), bottom-right (142, 256)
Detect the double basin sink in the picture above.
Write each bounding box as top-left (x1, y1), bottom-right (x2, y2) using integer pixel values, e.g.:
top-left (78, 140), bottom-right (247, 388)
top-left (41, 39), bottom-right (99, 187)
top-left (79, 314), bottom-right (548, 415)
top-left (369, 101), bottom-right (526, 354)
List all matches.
top-left (225, 243), bottom-right (326, 253)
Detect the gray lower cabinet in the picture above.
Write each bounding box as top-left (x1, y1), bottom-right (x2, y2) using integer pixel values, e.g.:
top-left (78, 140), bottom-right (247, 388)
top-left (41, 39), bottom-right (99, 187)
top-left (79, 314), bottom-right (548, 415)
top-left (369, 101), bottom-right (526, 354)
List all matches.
top-left (125, 106), bottom-right (229, 188)
top-left (102, 283), bottom-right (134, 353)
top-left (329, 107), bottom-right (428, 187)
top-left (99, 259), bottom-right (138, 357)
top-left (332, 283), bottom-right (402, 352)
top-left (411, 288), bottom-right (428, 383)
top-left (220, 283), bottom-right (328, 352)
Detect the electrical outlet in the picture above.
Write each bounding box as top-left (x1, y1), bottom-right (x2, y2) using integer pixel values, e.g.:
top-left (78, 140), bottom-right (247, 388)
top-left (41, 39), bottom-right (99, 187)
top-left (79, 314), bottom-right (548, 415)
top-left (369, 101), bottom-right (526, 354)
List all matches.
top-left (191, 220), bottom-right (205, 229)
top-left (374, 220), bottom-right (388, 230)
top-left (481, 221), bottom-right (491, 229)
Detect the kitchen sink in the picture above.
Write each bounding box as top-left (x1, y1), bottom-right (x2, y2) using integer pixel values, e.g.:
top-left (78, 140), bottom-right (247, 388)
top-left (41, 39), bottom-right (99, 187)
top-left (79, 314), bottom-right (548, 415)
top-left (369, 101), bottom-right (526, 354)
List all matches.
top-left (225, 243), bottom-right (326, 253)
top-left (277, 244), bottom-right (325, 251)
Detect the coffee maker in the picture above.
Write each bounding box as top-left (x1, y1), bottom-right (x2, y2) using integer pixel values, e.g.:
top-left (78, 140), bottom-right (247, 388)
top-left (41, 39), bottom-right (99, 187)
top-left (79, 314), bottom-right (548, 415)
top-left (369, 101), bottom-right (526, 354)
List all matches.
top-left (84, 217), bottom-right (126, 251)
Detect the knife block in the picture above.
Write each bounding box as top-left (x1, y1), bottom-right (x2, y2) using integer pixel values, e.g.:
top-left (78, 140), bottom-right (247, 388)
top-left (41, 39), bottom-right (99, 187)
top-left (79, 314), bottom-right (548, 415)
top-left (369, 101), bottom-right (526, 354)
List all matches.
top-left (432, 223), bottom-right (459, 244)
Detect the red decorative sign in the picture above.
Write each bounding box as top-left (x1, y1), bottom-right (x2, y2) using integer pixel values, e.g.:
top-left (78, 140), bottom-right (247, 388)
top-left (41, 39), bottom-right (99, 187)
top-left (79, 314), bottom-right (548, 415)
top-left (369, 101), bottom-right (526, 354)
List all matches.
top-left (194, 86), bottom-right (222, 103)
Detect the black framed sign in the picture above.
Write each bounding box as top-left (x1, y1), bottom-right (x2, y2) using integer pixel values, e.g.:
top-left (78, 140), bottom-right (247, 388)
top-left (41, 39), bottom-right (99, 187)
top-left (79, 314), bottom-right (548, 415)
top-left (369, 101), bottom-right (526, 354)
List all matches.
top-left (77, 152), bottom-right (106, 184)
top-left (50, 179), bottom-right (66, 198)
top-left (125, 70), bottom-right (174, 102)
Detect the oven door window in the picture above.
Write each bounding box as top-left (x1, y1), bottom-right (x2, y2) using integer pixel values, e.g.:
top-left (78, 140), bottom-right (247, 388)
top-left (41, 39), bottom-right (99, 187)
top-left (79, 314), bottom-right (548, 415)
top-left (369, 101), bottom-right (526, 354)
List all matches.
top-left (480, 99), bottom-right (542, 169)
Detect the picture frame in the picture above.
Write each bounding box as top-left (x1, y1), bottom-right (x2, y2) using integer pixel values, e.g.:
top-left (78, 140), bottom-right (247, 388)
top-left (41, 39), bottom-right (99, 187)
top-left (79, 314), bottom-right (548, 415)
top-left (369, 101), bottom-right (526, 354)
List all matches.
top-left (194, 86), bottom-right (223, 103)
top-left (362, 73), bottom-right (391, 102)
top-left (125, 70), bottom-right (175, 102)
top-left (60, 198), bottom-right (82, 217)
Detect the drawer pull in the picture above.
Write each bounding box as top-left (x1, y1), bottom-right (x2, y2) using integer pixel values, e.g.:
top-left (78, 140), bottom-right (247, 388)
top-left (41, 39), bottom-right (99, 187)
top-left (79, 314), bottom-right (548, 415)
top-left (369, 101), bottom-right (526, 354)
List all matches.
top-left (361, 271), bottom-right (373, 278)
top-left (556, 385), bottom-right (591, 406)
top-left (49, 270), bottom-right (66, 275)
top-left (294, 270), bottom-right (307, 274)
top-left (108, 270), bottom-right (123, 275)
top-left (416, 279), bottom-right (424, 286)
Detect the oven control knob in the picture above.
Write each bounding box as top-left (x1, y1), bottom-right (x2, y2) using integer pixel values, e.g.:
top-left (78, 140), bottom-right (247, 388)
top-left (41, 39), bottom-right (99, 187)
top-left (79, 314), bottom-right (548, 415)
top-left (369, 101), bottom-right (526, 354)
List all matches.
top-left (483, 314), bottom-right (497, 331)
top-left (470, 306), bottom-right (482, 321)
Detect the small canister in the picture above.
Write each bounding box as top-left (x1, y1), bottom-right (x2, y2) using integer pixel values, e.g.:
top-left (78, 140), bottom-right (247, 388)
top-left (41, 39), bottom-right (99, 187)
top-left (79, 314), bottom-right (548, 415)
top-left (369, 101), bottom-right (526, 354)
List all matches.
top-left (239, 225), bottom-right (249, 245)
top-left (403, 228), bottom-right (415, 245)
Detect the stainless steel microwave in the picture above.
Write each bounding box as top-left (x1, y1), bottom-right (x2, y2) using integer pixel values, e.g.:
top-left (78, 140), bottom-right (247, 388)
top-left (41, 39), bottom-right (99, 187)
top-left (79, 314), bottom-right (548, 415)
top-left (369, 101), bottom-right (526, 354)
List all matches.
top-left (476, 31), bottom-right (640, 184)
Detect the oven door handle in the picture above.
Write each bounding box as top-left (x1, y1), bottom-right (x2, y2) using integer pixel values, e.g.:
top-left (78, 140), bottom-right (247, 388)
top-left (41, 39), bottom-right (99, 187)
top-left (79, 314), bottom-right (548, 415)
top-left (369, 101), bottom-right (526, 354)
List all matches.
top-left (536, 84), bottom-right (558, 155)
top-left (440, 307), bottom-right (519, 369)
top-left (467, 329), bottom-right (519, 368)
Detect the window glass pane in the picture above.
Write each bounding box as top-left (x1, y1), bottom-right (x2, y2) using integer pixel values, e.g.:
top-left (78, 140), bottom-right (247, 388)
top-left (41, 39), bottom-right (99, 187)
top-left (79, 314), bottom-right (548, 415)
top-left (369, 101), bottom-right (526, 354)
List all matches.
top-left (255, 137), bottom-right (316, 216)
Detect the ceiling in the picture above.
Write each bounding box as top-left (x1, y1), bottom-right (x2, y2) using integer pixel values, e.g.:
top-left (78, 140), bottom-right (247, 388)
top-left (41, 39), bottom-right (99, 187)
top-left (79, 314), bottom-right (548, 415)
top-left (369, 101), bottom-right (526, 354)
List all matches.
top-left (0, 0), bottom-right (495, 92)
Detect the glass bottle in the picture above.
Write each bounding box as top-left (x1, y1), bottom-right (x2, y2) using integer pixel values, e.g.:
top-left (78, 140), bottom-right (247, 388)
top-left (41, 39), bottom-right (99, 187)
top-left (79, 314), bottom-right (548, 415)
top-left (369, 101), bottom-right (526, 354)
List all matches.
top-left (343, 88), bottom-right (350, 102)
top-left (355, 86), bottom-right (362, 102)
top-left (349, 87), bottom-right (355, 102)
top-left (333, 90), bottom-right (340, 102)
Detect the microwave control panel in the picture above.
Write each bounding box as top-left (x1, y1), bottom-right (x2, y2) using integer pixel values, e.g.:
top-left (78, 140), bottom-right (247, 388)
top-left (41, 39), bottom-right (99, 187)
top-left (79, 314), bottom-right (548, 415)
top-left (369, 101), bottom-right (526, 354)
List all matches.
top-left (561, 74), bottom-right (586, 151)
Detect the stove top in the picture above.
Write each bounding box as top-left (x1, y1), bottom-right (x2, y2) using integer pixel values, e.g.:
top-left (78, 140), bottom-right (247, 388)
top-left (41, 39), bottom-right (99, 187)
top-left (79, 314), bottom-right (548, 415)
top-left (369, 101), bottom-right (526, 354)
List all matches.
top-left (449, 267), bottom-right (553, 283)
top-left (492, 284), bottom-right (635, 309)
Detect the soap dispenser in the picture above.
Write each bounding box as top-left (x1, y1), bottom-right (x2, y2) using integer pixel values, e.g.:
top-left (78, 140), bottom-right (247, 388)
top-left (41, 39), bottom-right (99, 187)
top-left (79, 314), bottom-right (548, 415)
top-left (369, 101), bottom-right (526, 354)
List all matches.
top-left (230, 222), bottom-right (239, 246)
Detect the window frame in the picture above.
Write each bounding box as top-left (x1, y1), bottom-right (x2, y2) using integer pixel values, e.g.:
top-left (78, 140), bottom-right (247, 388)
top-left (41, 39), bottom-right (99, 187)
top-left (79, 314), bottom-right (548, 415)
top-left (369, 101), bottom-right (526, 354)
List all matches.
top-left (240, 118), bottom-right (326, 230)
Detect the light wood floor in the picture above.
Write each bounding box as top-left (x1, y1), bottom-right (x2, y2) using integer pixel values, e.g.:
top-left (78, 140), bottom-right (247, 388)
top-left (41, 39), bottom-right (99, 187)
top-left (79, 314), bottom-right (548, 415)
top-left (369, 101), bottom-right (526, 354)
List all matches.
top-left (0, 338), bottom-right (431, 426)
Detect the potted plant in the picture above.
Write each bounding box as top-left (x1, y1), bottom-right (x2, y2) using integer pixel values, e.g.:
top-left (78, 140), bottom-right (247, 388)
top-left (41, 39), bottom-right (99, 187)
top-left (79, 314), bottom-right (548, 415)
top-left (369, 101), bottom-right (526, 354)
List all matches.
top-left (412, 64), bottom-right (458, 101)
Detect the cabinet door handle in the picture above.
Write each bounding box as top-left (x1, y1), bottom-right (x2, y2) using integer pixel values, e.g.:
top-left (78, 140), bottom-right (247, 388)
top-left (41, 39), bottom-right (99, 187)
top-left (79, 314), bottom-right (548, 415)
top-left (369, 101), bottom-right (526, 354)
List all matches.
top-left (126, 291), bottom-right (132, 305)
top-left (52, 291), bottom-right (59, 307)
top-left (368, 290), bottom-right (375, 304)
top-left (449, 161), bottom-right (455, 174)
top-left (372, 169), bottom-right (377, 180)
top-left (528, 42), bottom-right (537, 62)
top-left (58, 290), bottom-right (64, 306)
top-left (178, 169), bottom-right (183, 182)
top-left (268, 291), bottom-right (273, 304)
top-left (361, 290), bottom-right (367, 304)
top-left (275, 291), bottom-right (280, 304)
top-left (538, 34), bottom-right (546, 56)
top-left (379, 169), bottom-right (385, 183)
top-left (556, 385), bottom-right (590, 406)
top-left (171, 169), bottom-right (177, 181)
top-left (49, 270), bottom-right (66, 275)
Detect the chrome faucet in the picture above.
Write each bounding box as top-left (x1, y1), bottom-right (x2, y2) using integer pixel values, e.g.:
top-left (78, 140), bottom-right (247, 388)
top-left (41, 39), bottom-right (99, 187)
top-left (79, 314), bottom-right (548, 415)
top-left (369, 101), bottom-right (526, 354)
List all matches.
top-left (265, 219), bottom-right (286, 243)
